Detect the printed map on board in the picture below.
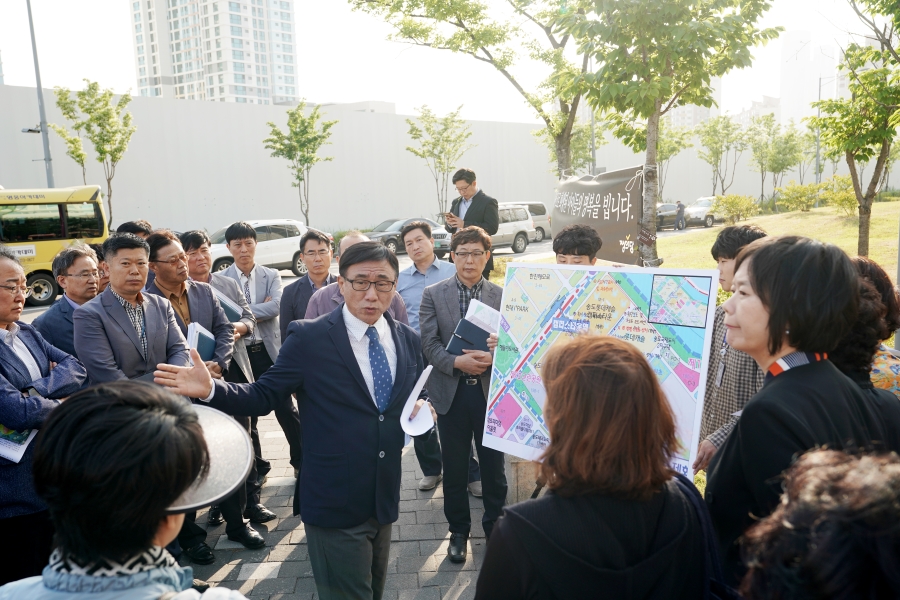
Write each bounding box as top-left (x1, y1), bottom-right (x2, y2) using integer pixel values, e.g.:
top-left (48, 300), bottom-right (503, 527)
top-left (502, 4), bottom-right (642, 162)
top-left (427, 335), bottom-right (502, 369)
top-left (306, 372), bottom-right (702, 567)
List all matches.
top-left (483, 264), bottom-right (716, 474)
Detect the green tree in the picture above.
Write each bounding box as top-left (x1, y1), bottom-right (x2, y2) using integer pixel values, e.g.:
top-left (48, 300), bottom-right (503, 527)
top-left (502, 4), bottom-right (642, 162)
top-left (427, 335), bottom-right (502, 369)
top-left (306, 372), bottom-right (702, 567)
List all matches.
top-left (49, 87), bottom-right (88, 185)
top-left (796, 125), bottom-right (818, 184)
top-left (556, 0), bottom-right (779, 265)
top-left (710, 194), bottom-right (759, 224)
top-left (769, 121), bottom-right (804, 197)
top-left (695, 115), bottom-right (746, 196)
top-left (406, 105), bottom-right (475, 215)
top-left (746, 114), bottom-right (779, 205)
top-left (51, 80), bottom-right (136, 226)
top-left (820, 175), bottom-right (858, 216)
top-left (811, 42), bottom-right (900, 255)
top-left (776, 180), bottom-right (825, 212)
top-left (533, 116), bottom-right (599, 176)
top-left (264, 101), bottom-right (338, 226)
top-left (657, 120), bottom-right (693, 202)
top-left (350, 0), bottom-right (592, 178)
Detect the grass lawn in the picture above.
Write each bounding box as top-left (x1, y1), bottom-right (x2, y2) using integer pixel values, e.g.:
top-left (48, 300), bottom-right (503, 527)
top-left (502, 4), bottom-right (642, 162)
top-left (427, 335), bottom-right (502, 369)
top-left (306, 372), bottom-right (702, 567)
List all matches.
top-left (658, 201), bottom-right (900, 277)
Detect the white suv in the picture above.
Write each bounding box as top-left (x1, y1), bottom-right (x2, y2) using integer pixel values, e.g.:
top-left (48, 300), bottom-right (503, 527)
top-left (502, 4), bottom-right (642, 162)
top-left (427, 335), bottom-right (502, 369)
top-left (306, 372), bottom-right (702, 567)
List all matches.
top-left (493, 205), bottom-right (536, 254)
top-left (208, 219), bottom-right (334, 276)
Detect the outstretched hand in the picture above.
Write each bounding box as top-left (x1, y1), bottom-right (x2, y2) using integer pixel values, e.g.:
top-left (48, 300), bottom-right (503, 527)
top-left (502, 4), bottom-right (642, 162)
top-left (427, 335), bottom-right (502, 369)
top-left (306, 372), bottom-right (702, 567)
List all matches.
top-left (155, 348), bottom-right (215, 399)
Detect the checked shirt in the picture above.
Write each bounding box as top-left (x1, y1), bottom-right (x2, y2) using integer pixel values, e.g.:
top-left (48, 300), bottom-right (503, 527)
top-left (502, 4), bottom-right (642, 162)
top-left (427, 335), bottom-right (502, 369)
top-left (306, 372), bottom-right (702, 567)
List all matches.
top-left (700, 305), bottom-right (765, 448)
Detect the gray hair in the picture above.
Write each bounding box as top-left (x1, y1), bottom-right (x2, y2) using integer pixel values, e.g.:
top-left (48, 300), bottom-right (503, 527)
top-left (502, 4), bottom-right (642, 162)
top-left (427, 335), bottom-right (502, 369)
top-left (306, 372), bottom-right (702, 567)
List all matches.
top-left (52, 245), bottom-right (99, 279)
top-left (0, 245), bottom-right (21, 266)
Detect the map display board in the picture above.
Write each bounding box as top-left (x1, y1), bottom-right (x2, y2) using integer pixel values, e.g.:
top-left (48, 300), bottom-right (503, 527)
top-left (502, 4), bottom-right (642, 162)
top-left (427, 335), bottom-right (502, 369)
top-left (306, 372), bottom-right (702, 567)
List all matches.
top-left (483, 263), bottom-right (718, 475)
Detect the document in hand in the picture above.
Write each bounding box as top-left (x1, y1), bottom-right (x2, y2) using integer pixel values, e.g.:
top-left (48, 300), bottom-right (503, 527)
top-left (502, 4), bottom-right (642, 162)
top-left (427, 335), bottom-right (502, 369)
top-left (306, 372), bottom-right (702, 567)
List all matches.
top-left (446, 318), bottom-right (491, 355)
top-left (0, 425), bottom-right (37, 464)
top-left (213, 289), bottom-right (243, 322)
top-left (400, 365), bottom-right (434, 436)
top-left (465, 299), bottom-right (500, 334)
top-left (187, 322), bottom-right (216, 362)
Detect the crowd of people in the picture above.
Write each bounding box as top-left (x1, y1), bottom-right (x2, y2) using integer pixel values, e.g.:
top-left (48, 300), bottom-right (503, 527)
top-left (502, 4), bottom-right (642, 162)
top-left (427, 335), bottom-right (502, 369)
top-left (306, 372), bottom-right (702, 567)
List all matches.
top-left (1, 165), bottom-right (900, 599)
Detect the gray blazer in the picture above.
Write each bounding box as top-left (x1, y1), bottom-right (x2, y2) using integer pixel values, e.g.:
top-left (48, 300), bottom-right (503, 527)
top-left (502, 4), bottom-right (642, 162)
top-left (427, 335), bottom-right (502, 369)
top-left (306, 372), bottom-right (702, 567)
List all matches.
top-left (220, 263), bottom-right (283, 362)
top-left (32, 296), bottom-right (78, 358)
top-left (209, 272), bottom-right (256, 383)
top-left (145, 279), bottom-right (235, 371)
top-left (73, 286), bottom-right (191, 382)
top-left (419, 276), bottom-right (503, 414)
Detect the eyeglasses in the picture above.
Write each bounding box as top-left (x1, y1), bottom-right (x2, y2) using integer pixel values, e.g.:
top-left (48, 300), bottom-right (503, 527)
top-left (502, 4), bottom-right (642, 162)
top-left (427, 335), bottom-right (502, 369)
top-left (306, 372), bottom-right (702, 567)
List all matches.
top-left (346, 279), bottom-right (396, 292)
top-left (453, 251), bottom-right (486, 260)
top-left (0, 284), bottom-right (32, 298)
top-left (304, 249), bottom-right (331, 258)
top-left (151, 254), bottom-right (189, 266)
top-left (65, 271), bottom-right (100, 280)
top-left (455, 183), bottom-right (471, 194)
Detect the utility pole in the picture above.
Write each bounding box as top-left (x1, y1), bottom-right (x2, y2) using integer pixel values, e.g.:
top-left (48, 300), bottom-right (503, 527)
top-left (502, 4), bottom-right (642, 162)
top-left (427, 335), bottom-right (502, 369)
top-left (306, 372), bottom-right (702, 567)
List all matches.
top-left (26, 0), bottom-right (55, 188)
top-left (589, 55), bottom-right (596, 176)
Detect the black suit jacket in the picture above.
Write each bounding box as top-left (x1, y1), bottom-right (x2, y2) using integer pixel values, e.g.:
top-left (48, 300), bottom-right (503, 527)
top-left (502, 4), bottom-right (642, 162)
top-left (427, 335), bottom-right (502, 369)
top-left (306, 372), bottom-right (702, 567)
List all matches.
top-left (32, 296), bottom-right (78, 358)
top-left (706, 360), bottom-right (900, 584)
top-left (280, 273), bottom-right (337, 340)
top-left (206, 306), bottom-right (427, 528)
top-left (449, 189), bottom-right (500, 272)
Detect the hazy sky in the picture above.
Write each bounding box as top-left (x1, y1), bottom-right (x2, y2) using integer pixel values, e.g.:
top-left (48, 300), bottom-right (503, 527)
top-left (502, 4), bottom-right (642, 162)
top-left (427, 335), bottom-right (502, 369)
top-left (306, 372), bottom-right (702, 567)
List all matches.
top-left (0, 0), bottom-right (867, 123)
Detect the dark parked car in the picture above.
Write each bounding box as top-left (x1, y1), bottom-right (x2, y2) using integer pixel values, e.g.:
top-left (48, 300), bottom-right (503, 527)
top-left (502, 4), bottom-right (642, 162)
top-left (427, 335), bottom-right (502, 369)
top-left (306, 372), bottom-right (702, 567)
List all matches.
top-left (656, 203), bottom-right (683, 230)
top-left (367, 218), bottom-right (450, 258)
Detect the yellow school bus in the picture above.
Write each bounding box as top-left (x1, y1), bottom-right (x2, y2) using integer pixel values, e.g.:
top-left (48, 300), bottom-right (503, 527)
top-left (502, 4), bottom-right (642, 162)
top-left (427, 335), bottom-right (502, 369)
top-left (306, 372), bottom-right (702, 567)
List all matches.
top-left (0, 185), bottom-right (108, 306)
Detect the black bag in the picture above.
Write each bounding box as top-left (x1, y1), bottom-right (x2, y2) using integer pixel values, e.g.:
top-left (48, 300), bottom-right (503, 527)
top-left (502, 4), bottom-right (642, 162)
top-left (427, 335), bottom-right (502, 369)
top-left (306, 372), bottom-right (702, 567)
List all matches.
top-left (673, 473), bottom-right (741, 600)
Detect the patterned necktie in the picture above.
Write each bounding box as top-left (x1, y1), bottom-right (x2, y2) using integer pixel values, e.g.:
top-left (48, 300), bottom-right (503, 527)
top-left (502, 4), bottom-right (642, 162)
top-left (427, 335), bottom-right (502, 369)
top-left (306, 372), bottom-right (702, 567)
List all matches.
top-left (366, 326), bottom-right (393, 413)
top-left (243, 276), bottom-right (255, 342)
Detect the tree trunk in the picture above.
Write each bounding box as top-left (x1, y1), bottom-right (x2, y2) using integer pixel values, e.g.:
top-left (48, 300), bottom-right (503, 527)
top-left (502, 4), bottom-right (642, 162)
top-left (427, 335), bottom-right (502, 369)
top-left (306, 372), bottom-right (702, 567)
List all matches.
top-left (858, 202), bottom-right (872, 256)
top-left (555, 133), bottom-right (573, 179)
top-left (299, 183), bottom-right (309, 226)
top-left (640, 101), bottom-right (662, 267)
top-left (106, 181), bottom-right (114, 228)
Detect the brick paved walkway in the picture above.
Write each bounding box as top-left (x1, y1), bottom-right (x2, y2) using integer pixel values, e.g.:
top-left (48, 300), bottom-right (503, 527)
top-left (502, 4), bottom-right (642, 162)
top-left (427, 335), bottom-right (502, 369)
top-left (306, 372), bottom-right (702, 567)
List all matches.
top-left (184, 414), bottom-right (486, 599)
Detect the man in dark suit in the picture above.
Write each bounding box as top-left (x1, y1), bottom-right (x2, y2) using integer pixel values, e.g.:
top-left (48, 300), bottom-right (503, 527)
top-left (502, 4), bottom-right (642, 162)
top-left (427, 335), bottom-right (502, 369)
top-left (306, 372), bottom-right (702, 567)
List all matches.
top-left (154, 242), bottom-right (435, 600)
top-left (145, 232), bottom-right (267, 555)
top-left (33, 245), bottom-right (100, 359)
top-left (0, 246), bottom-right (88, 585)
top-left (445, 168), bottom-right (500, 279)
top-left (280, 229), bottom-right (336, 341)
top-left (419, 226), bottom-right (507, 564)
top-left (73, 234), bottom-right (191, 383)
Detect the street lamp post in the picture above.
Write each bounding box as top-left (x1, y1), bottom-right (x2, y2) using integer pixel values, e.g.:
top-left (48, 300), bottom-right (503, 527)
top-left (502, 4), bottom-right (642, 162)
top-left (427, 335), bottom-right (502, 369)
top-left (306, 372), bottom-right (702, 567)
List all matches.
top-left (26, 0), bottom-right (55, 188)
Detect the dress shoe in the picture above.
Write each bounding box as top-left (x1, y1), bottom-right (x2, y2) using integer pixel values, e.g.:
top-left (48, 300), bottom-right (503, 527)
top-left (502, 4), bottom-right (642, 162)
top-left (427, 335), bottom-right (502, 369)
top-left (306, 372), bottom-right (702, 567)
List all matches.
top-left (183, 542), bottom-right (215, 565)
top-left (192, 579), bottom-right (210, 592)
top-left (448, 532), bottom-right (468, 563)
top-left (207, 505), bottom-right (223, 526)
top-left (243, 503), bottom-right (277, 523)
top-left (468, 481), bottom-right (483, 497)
top-left (227, 525), bottom-right (266, 549)
top-left (418, 474), bottom-right (443, 491)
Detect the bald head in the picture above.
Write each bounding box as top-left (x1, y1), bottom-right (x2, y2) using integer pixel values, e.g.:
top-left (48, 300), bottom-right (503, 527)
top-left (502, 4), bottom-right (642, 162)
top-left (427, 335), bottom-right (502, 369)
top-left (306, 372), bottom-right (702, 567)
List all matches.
top-left (339, 231), bottom-right (371, 256)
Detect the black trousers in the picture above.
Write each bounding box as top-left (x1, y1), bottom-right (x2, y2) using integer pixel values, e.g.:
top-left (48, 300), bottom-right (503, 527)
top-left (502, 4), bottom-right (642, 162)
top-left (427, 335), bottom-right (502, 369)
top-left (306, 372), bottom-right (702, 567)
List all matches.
top-left (414, 425), bottom-right (481, 482)
top-left (226, 364), bottom-right (262, 504)
top-left (437, 378), bottom-right (507, 538)
top-left (0, 510), bottom-right (53, 585)
top-left (247, 342), bottom-right (303, 472)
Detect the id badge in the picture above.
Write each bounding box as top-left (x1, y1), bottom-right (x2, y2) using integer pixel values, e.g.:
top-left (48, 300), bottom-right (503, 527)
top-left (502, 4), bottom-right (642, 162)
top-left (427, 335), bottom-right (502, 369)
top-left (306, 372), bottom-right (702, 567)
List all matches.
top-left (715, 360), bottom-right (726, 388)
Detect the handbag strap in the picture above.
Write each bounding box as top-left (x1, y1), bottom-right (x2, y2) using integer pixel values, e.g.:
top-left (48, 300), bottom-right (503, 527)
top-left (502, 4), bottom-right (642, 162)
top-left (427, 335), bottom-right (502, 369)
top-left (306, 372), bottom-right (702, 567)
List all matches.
top-left (673, 473), bottom-right (727, 593)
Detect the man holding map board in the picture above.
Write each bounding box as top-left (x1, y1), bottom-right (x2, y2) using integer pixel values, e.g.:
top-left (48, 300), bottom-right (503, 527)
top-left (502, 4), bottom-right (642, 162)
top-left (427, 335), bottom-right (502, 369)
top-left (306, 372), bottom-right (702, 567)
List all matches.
top-left (419, 226), bottom-right (507, 564)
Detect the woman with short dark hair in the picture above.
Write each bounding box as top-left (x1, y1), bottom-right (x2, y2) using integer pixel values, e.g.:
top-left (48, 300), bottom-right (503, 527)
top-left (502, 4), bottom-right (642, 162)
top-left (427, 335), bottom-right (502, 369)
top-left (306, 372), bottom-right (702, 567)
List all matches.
top-left (475, 335), bottom-right (705, 599)
top-left (705, 236), bottom-right (900, 585)
top-left (853, 256), bottom-right (900, 398)
top-left (740, 450), bottom-right (900, 599)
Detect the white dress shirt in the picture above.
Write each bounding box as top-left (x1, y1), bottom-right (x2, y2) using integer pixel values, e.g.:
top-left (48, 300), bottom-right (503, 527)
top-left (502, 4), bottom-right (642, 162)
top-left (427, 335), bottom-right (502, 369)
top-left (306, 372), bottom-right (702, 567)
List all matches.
top-left (0, 324), bottom-right (42, 382)
top-left (203, 303), bottom-right (400, 405)
top-left (342, 304), bottom-right (397, 407)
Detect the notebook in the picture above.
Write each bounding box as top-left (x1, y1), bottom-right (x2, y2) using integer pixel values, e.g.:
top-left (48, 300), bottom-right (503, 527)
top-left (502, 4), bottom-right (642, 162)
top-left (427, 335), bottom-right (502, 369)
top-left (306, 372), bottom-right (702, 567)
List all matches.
top-left (446, 318), bottom-right (491, 355)
top-left (213, 289), bottom-right (243, 323)
top-left (187, 322), bottom-right (217, 362)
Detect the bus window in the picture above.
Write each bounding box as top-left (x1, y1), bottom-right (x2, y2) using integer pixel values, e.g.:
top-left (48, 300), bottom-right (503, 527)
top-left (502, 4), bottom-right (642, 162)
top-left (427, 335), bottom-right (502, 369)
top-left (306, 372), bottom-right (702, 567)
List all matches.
top-left (65, 203), bottom-right (103, 238)
top-left (0, 203), bottom-right (64, 242)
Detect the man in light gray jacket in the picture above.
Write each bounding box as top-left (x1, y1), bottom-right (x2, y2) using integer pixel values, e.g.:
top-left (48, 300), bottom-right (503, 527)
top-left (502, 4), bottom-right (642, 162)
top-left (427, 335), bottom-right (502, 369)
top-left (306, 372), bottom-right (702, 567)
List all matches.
top-left (218, 222), bottom-right (302, 523)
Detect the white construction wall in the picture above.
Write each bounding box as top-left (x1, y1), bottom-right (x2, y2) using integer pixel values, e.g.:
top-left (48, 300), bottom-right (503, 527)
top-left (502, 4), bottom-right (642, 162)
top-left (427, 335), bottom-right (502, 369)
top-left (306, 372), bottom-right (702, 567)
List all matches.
top-left (0, 84), bottom-right (844, 234)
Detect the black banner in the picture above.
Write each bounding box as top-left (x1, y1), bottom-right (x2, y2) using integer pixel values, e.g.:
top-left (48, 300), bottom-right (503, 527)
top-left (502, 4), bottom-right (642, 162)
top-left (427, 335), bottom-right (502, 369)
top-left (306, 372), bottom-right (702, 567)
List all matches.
top-left (551, 166), bottom-right (644, 266)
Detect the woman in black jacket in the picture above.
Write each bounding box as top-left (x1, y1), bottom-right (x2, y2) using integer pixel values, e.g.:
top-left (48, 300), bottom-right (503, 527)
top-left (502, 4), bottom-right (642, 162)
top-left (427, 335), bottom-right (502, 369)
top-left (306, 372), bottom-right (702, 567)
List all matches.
top-left (475, 336), bottom-right (705, 600)
top-left (705, 236), bottom-right (900, 585)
